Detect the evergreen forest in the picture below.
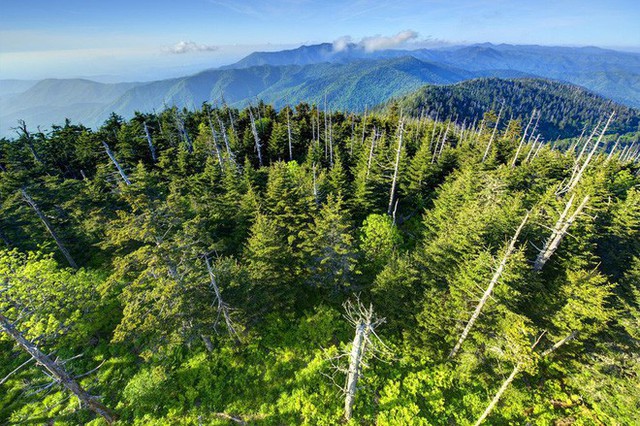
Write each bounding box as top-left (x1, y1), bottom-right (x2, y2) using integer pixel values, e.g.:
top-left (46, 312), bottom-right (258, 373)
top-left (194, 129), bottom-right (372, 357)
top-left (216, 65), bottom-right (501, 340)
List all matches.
top-left (0, 100), bottom-right (639, 425)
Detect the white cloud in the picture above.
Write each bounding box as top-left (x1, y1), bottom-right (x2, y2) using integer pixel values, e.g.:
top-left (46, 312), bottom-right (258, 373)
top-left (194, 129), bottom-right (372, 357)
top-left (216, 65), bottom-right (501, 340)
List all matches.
top-left (360, 30), bottom-right (419, 52)
top-left (167, 41), bottom-right (219, 54)
top-left (332, 36), bottom-right (353, 52)
top-left (332, 30), bottom-right (420, 53)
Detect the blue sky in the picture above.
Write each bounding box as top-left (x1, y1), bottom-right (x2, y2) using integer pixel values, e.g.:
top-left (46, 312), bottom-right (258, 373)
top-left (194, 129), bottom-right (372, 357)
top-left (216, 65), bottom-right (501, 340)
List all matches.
top-left (1, 0), bottom-right (639, 81)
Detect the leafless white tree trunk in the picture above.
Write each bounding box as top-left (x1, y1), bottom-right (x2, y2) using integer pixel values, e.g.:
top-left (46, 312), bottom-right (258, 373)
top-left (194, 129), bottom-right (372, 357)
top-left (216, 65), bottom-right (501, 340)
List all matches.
top-left (204, 255), bottom-right (240, 342)
top-left (143, 122), bottom-right (157, 162)
top-left (21, 188), bottom-right (78, 269)
top-left (523, 135), bottom-right (541, 163)
top-left (449, 212), bottom-right (529, 358)
top-left (605, 137), bottom-right (621, 163)
top-left (207, 113), bottom-right (225, 170)
top-left (565, 112), bottom-right (614, 193)
top-left (473, 364), bottom-right (520, 426)
top-left (342, 300), bottom-right (386, 421)
top-left (533, 195), bottom-right (589, 271)
top-left (482, 103), bottom-right (504, 163)
top-left (286, 107), bottom-right (293, 161)
top-left (366, 128), bottom-right (378, 180)
top-left (435, 120), bottom-right (451, 162)
top-left (0, 313), bottom-right (116, 424)
top-left (175, 112), bottom-right (193, 153)
top-left (16, 120), bottom-right (43, 165)
top-left (510, 109), bottom-right (537, 167)
top-left (102, 141), bottom-right (131, 185)
top-left (388, 119), bottom-right (404, 216)
top-left (474, 331), bottom-right (576, 426)
top-left (248, 108), bottom-right (263, 167)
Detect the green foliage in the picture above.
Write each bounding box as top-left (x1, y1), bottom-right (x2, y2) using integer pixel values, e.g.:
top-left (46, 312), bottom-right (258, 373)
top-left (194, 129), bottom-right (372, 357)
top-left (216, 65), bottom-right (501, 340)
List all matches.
top-left (0, 101), bottom-right (638, 425)
top-left (395, 78), bottom-right (640, 139)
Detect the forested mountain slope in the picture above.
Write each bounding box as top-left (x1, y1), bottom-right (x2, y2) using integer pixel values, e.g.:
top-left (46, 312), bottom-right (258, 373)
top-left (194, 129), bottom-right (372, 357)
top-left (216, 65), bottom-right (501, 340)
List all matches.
top-left (225, 42), bottom-right (640, 107)
top-left (0, 101), bottom-right (638, 425)
top-left (3, 43), bottom-right (639, 137)
top-left (106, 57), bottom-right (472, 119)
top-left (393, 78), bottom-right (640, 139)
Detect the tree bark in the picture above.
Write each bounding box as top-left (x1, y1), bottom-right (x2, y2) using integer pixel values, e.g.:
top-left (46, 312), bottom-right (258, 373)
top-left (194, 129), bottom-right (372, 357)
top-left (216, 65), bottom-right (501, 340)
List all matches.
top-left (176, 113), bottom-right (193, 153)
top-left (0, 313), bottom-right (116, 424)
top-left (361, 106), bottom-right (368, 147)
top-left (435, 120), bottom-right (451, 161)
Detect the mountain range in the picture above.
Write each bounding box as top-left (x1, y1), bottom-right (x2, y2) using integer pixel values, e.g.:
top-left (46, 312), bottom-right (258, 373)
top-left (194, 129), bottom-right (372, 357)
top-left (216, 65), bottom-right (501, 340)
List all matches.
top-left (393, 78), bottom-right (640, 140)
top-left (1, 42), bottom-right (639, 138)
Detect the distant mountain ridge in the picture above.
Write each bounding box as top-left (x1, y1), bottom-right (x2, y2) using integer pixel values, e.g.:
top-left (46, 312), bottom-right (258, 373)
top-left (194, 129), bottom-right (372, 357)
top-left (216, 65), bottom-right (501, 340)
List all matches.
top-left (392, 78), bottom-right (640, 139)
top-left (224, 42), bottom-right (640, 107)
top-left (1, 42), bottom-right (639, 137)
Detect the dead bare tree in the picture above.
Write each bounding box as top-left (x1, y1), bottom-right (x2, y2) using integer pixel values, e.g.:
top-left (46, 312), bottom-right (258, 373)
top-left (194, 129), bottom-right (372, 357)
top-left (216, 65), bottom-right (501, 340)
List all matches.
top-left (248, 108), bottom-right (263, 167)
top-left (387, 119), bottom-right (405, 216)
top-left (449, 212), bottom-right (529, 358)
top-left (365, 128), bottom-right (378, 180)
top-left (359, 106), bottom-right (368, 147)
top-left (143, 122), bottom-right (157, 163)
top-left (214, 114), bottom-right (234, 164)
top-left (204, 255), bottom-right (240, 343)
top-left (16, 120), bottom-right (44, 165)
top-left (523, 135), bottom-right (541, 164)
top-left (286, 107), bottom-right (293, 161)
top-left (175, 111), bottom-right (193, 153)
top-left (341, 299), bottom-right (388, 421)
top-left (21, 189), bottom-right (78, 269)
top-left (207, 112), bottom-right (225, 171)
top-left (476, 115), bottom-right (486, 139)
top-left (101, 141), bottom-right (131, 185)
top-left (533, 195), bottom-right (589, 271)
top-left (429, 112), bottom-right (439, 152)
top-left (431, 120), bottom-right (450, 163)
top-left (434, 120), bottom-right (451, 163)
top-left (564, 112), bottom-right (614, 193)
top-left (605, 137), bottom-right (621, 163)
top-left (473, 331), bottom-right (577, 426)
top-left (0, 313), bottom-right (116, 424)
top-left (510, 109), bottom-right (537, 167)
top-left (482, 103), bottom-right (504, 163)
top-left (329, 111), bottom-right (334, 167)
top-left (568, 125), bottom-right (588, 155)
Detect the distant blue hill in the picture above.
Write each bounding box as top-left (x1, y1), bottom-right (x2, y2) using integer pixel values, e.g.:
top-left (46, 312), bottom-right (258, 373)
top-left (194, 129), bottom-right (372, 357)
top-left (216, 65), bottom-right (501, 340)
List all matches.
top-left (224, 42), bottom-right (640, 108)
top-left (1, 43), bottom-right (639, 137)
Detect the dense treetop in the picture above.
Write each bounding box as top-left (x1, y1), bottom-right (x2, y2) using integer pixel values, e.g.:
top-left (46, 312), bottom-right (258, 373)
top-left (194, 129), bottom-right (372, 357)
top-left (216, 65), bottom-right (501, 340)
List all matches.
top-left (392, 78), bottom-right (640, 140)
top-left (0, 101), bottom-right (638, 425)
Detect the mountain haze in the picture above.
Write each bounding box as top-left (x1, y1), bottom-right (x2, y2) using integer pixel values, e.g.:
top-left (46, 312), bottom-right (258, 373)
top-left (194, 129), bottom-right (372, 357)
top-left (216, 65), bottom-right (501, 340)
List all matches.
top-left (2, 43), bottom-right (639, 137)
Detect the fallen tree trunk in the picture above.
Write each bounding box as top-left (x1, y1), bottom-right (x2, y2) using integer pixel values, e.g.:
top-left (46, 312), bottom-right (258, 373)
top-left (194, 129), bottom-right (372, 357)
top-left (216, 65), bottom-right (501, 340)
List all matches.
top-left (0, 313), bottom-right (116, 424)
